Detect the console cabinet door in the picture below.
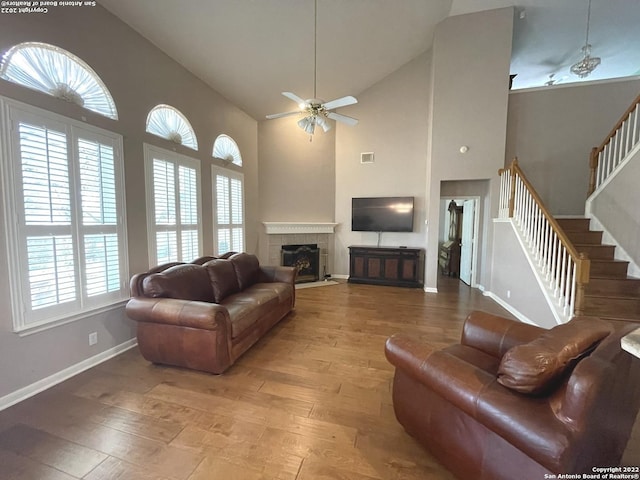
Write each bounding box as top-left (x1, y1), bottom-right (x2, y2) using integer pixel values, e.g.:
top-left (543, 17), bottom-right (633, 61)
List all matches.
top-left (348, 246), bottom-right (424, 288)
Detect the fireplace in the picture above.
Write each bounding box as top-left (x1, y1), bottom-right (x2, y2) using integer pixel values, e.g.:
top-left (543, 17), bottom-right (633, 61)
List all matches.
top-left (262, 222), bottom-right (337, 283)
top-left (281, 244), bottom-right (320, 283)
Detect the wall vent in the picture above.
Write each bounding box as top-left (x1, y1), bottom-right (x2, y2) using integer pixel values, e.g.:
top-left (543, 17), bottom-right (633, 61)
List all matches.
top-left (360, 152), bottom-right (374, 164)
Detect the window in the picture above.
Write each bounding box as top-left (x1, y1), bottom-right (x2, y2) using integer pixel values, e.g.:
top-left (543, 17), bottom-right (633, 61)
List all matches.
top-left (212, 166), bottom-right (244, 255)
top-left (144, 145), bottom-right (201, 265)
top-left (0, 98), bottom-right (128, 332)
top-left (145, 104), bottom-right (198, 151)
top-left (0, 42), bottom-right (118, 120)
top-left (213, 134), bottom-right (242, 166)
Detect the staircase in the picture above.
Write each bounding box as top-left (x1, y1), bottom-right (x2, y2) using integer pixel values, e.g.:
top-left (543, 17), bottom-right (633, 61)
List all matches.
top-left (498, 92), bottom-right (640, 324)
top-left (557, 217), bottom-right (640, 322)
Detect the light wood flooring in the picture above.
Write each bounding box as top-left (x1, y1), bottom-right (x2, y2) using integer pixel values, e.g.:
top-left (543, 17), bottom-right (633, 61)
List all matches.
top-left (1, 277), bottom-right (639, 479)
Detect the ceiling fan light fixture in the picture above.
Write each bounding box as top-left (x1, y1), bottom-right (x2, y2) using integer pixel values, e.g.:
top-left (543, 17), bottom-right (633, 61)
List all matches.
top-left (298, 116), bottom-right (316, 135)
top-left (570, 0), bottom-right (601, 79)
top-left (316, 115), bottom-right (331, 133)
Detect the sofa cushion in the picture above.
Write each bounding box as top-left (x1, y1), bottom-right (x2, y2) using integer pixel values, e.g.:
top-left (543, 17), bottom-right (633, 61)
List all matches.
top-left (222, 289), bottom-right (280, 338)
top-left (497, 317), bottom-right (611, 395)
top-left (230, 253), bottom-right (260, 290)
top-left (142, 264), bottom-right (215, 302)
top-left (204, 259), bottom-right (240, 303)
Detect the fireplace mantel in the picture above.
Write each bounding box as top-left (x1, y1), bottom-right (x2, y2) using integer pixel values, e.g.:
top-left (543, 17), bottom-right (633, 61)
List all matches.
top-left (263, 222), bottom-right (338, 235)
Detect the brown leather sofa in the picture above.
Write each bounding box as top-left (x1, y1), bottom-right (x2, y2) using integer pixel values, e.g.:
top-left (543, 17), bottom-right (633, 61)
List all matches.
top-left (385, 311), bottom-right (640, 479)
top-left (126, 252), bottom-right (296, 374)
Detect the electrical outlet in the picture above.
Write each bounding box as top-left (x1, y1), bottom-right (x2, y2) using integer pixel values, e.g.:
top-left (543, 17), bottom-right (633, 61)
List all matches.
top-left (507, 290), bottom-right (511, 299)
top-left (89, 332), bottom-right (98, 346)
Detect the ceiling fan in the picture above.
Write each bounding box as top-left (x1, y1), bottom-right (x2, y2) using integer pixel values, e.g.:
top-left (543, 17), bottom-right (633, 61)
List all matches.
top-left (265, 0), bottom-right (358, 137)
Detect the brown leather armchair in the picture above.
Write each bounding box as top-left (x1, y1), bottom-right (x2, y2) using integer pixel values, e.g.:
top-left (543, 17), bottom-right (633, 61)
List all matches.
top-left (385, 311), bottom-right (640, 479)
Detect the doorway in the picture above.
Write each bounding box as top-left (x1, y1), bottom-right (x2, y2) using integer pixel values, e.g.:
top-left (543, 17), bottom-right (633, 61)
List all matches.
top-left (439, 196), bottom-right (479, 287)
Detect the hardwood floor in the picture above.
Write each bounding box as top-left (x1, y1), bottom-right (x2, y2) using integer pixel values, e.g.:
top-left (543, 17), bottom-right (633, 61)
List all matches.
top-left (1, 277), bottom-right (638, 479)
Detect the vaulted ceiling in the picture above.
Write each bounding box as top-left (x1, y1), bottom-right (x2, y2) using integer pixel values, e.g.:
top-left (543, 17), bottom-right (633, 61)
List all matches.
top-left (99, 0), bottom-right (640, 120)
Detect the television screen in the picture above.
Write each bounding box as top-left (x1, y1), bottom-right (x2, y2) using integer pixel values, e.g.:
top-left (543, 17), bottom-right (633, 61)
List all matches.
top-left (352, 197), bottom-right (414, 232)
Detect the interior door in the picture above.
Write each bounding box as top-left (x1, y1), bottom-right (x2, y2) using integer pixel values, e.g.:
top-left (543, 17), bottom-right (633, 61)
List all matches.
top-left (459, 199), bottom-right (475, 285)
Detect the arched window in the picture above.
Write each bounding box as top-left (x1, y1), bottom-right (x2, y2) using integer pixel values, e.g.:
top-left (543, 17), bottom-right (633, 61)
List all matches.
top-left (213, 134), bottom-right (242, 166)
top-left (0, 42), bottom-right (118, 120)
top-left (146, 104), bottom-right (198, 151)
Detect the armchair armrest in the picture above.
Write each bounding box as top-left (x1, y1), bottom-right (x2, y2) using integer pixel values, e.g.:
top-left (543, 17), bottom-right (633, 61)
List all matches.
top-left (258, 265), bottom-right (297, 284)
top-left (386, 333), bottom-right (498, 416)
top-left (126, 297), bottom-right (231, 331)
top-left (461, 311), bottom-right (544, 358)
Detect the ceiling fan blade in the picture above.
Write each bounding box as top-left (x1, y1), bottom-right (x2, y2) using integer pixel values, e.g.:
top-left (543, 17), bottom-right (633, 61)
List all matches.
top-left (282, 92), bottom-right (307, 105)
top-left (322, 95), bottom-right (358, 110)
top-left (326, 112), bottom-right (359, 126)
top-left (266, 111), bottom-right (301, 119)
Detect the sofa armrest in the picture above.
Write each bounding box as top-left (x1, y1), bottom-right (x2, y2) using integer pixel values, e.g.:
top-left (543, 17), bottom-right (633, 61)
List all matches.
top-left (461, 311), bottom-right (544, 358)
top-left (258, 265), bottom-right (297, 284)
top-left (126, 297), bottom-right (231, 331)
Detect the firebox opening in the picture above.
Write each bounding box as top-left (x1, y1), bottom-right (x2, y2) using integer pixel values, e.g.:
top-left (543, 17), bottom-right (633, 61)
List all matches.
top-left (281, 244), bottom-right (320, 283)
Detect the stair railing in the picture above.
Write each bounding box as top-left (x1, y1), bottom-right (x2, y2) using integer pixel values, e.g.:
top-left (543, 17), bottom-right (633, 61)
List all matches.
top-left (589, 92), bottom-right (640, 196)
top-left (499, 159), bottom-right (590, 319)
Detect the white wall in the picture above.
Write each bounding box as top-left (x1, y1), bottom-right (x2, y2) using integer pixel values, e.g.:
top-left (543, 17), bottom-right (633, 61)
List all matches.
top-left (333, 50), bottom-right (432, 275)
top-left (588, 148), bottom-right (640, 270)
top-left (506, 78), bottom-right (640, 215)
top-left (257, 118), bottom-right (336, 223)
top-left (426, 7), bottom-right (514, 291)
top-left (490, 221), bottom-right (557, 328)
top-left (256, 116), bottom-right (336, 264)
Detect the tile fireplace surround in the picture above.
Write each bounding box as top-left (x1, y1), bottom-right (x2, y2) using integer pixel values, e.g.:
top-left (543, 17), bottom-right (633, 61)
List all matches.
top-left (262, 222), bottom-right (338, 279)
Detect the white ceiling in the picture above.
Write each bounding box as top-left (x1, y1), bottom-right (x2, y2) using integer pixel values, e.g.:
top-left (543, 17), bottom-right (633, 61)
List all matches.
top-left (99, 0), bottom-right (640, 121)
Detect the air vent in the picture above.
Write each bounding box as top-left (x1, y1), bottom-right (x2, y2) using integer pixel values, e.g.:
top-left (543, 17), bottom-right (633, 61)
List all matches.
top-left (360, 152), bottom-right (374, 164)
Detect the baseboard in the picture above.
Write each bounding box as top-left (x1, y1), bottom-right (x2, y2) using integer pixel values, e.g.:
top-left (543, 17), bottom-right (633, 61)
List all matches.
top-left (0, 338), bottom-right (138, 412)
top-left (482, 291), bottom-right (536, 326)
top-left (424, 286), bottom-right (438, 293)
top-left (331, 274), bottom-right (349, 280)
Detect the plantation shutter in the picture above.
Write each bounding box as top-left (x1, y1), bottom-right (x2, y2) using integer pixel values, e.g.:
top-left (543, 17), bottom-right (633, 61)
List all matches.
top-left (179, 165), bottom-right (199, 260)
top-left (152, 158), bottom-right (177, 264)
top-left (213, 169), bottom-right (244, 255)
top-left (18, 121), bottom-right (78, 312)
top-left (77, 136), bottom-right (121, 297)
top-left (146, 146), bottom-right (201, 265)
top-left (5, 103), bottom-right (128, 331)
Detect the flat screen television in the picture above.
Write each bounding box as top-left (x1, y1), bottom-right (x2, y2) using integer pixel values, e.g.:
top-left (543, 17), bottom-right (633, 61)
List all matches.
top-left (352, 196), bottom-right (414, 232)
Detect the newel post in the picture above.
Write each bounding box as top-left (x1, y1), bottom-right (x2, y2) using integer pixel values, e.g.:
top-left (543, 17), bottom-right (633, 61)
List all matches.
top-left (574, 252), bottom-right (590, 317)
top-left (508, 158), bottom-right (518, 218)
top-left (588, 147), bottom-right (599, 196)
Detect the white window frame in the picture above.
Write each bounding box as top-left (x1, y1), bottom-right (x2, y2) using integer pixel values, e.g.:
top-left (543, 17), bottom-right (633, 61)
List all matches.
top-left (212, 165), bottom-right (245, 256)
top-left (212, 134), bottom-right (242, 166)
top-left (145, 105), bottom-right (198, 151)
top-left (0, 42), bottom-right (119, 120)
top-left (0, 97), bottom-right (129, 334)
top-left (144, 144), bottom-right (202, 266)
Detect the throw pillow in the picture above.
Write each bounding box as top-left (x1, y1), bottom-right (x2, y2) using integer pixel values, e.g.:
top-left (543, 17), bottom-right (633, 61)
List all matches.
top-left (497, 317), bottom-right (611, 395)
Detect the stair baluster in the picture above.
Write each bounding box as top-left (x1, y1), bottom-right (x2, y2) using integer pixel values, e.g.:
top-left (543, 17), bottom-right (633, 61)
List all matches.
top-left (589, 92), bottom-right (640, 196)
top-left (499, 159), bottom-right (590, 321)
